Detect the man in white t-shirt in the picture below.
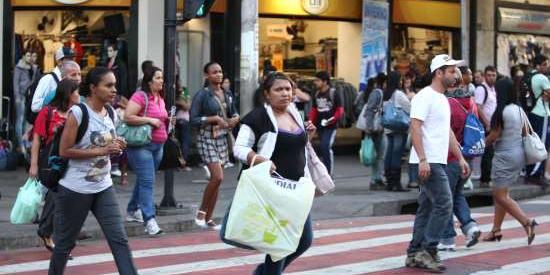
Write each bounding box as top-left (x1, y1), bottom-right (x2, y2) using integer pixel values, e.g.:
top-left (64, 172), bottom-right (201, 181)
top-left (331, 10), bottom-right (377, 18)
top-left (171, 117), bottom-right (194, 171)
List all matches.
top-left (405, 54), bottom-right (470, 273)
top-left (474, 66), bottom-right (497, 187)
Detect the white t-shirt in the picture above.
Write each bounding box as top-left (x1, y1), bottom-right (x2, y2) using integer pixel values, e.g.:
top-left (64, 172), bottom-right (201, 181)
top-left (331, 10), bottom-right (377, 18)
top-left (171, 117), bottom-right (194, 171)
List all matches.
top-left (59, 103), bottom-right (118, 194)
top-left (474, 82), bottom-right (497, 122)
top-left (409, 86), bottom-right (451, 164)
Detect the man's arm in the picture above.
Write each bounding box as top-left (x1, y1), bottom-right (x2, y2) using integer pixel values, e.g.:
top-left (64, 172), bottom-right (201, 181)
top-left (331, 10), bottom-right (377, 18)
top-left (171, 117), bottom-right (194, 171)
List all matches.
top-left (410, 118), bottom-right (426, 161)
top-left (31, 76), bottom-right (52, 112)
top-left (477, 104), bottom-right (490, 130)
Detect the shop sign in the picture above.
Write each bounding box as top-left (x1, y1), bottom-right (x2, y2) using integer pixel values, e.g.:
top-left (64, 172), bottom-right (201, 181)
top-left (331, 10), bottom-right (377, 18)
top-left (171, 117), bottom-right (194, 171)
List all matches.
top-left (498, 7), bottom-right (550, 35)
top-left (53, 0), bottom-right (90, 4)
top-left (302, 0), bottom-right (329, 15)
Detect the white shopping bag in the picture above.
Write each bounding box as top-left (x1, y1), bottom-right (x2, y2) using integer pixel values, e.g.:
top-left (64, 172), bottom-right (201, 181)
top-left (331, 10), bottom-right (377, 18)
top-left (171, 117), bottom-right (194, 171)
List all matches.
top-left (224, 161), bottom-right (315, 261)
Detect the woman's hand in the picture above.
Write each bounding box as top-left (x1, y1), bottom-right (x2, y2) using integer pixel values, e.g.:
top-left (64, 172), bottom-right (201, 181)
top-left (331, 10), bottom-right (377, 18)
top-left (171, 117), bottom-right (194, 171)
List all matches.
top-left (228, 117), bottom-right (239, 129)
top-left (115, 137), bottom-right (127, 150)
top-left (29, 163), bottom-right (38, 179)
top-left (149, 118), bottom-right (162, 128)
top-left (305, 121), bottom-right (316, 140)
top-left (216, 116), bottom-right (229, 128)
top-left (100, 142), bottom-right (123, 156)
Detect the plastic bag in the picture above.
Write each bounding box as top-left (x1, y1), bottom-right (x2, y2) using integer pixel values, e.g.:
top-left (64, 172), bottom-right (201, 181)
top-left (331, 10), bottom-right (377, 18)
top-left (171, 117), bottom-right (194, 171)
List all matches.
top-left (224, 161), bottom-right (315, 261)
top-left (10, 178), bottom-right (44, 224)
top-left (360, 137), bottom-right (377, 166)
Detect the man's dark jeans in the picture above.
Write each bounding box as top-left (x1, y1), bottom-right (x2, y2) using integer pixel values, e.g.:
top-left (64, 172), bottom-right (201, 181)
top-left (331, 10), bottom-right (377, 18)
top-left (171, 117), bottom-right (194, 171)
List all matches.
top-left (407, 164), bottom-right (453, 254)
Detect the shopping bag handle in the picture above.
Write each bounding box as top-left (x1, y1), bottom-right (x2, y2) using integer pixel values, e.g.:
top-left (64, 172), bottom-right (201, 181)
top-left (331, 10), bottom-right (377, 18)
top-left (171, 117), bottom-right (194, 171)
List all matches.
top-left (272, 171), bottom-right (284, 179)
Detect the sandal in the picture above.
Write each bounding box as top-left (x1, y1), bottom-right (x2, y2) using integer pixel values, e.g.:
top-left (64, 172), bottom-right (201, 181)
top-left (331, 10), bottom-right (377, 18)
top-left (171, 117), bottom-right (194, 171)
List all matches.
top-left (482, 229), bottom-right (502, 242)
top-left (524, 219), bottom-right (538, 245)
top-left (207, 220), bottom-right (221, 231)
top-left (40, 236), bottom-right (55, 251)
top-left (195, 211), bottom-right (207, 228)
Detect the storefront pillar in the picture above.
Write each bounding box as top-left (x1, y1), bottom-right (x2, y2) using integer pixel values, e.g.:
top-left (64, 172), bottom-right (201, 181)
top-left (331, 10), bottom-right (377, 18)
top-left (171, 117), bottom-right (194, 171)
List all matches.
top-left (239, 0), bottom-right (259, 116)
top-left (0, 0), bottom-right (3, 118)
top-left (138, 0), bottom-right (165, 74)
top-left (475, 0), bottom-right (496, 70)
top-left (461, 0), bottom-right (470, 65)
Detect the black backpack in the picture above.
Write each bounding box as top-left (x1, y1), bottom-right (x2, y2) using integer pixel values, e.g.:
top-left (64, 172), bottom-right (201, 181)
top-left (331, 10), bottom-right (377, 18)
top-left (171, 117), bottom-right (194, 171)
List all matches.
top-left (25, 72), bottom-right (60, 125)
top-left (38, 103), bottom-right (114, 190)
top-left (519, 70), bottom-right (538, 113)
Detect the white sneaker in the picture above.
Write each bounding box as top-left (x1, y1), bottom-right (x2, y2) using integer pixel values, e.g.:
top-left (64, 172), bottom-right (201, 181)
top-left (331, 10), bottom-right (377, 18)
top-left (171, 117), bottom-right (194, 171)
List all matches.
top-left (145, 218), bottom-right (163, 236)
top-left (464, 178), bottom-right (474, 190)
top-left (126, 209), bottom-right (144, 223)
top-left (224, 162), bottom-right (235, 169)
top-left (203, 165), bottom-right (211, 180)
top-left (437, 243), bottom-right (456, 251)
top-left (465, 227), bottom-right (481, 248)
top-left (111, 168), bottom-right (122, 177)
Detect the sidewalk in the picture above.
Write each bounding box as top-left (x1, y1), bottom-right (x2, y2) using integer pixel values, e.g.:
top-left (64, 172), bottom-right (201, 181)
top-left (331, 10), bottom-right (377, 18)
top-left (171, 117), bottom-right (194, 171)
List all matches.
top-left (0, 155), bottom-right (548, 250)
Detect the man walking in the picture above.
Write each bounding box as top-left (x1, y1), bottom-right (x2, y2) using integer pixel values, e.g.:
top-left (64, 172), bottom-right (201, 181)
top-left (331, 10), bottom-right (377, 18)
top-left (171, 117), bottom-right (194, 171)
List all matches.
top-left (405, 54), bottom-right (470, 273)
top-left (526, 55), bottom-right (550, 184)
top-left (474, 66), bottom-right (498, 188)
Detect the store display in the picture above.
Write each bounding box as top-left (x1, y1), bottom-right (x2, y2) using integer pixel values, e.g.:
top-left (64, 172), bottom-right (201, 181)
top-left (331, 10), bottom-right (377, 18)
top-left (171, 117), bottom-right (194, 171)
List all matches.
top-left (498, 34), bottom-right (550, 77)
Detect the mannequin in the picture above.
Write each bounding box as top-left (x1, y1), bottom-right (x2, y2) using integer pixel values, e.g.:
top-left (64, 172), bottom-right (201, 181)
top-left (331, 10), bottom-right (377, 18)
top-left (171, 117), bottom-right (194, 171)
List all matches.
top-left (13, 51), bottom-right (37, 150)
top-left (107, 44), bottom-right (128, 98)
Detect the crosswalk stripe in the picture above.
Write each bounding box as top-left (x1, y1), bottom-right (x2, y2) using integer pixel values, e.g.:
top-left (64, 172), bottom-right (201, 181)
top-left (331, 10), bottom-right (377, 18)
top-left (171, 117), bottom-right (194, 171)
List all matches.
top-left (1, 214), bottom-right (494, 274)
top-left (469, 256), bottom-right (550, 275)
top-left (524, 200), bottom-right (550, 205)
top-left (108, 216), bottom-right (550, 275)
top-left (287, 233), bottom-right (550, 275)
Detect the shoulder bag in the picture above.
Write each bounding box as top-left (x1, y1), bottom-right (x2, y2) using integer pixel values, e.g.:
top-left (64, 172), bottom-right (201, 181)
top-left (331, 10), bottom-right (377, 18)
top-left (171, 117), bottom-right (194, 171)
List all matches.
top-left (520, 106), bottom-right (547, 165)
top-left (116, 91), bottom-right (153, 147)
top-left (306, 142), bottom-right (335, 196)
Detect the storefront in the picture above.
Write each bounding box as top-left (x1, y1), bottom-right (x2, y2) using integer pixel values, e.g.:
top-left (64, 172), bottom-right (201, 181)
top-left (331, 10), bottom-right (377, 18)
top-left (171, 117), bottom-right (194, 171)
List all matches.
top-left (390, 0), bottom-right (461, 83)
top-left (494, 0), bottom-right (550, 77)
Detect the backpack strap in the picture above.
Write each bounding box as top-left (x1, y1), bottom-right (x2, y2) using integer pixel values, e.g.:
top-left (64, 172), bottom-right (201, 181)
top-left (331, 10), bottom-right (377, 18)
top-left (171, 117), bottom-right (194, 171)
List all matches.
top-left (50, 72), bottom-right (60, 84)
top-left (105, 104), bottom-right (115, 124)
top-left (450, 98), bottom-right (468, 114)
top-left (75, 103), bottom-right (89, 144)
top-left (481, 84), bottom-right (489, 105)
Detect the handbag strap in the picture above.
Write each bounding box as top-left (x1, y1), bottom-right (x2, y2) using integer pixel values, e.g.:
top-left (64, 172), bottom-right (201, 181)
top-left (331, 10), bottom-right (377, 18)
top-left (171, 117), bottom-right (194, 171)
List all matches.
top-left (519, 105), bottom-right (532, 135)
top-left (140, 91), bottom-right (149, 117)
top-left (211, 88), bottom-right (229, 120)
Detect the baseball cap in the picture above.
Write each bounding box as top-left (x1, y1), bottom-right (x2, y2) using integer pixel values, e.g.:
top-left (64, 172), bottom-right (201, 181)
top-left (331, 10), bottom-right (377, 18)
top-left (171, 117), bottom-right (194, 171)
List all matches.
top-left (430, 54), bottom-right (464, 73)
top-left (55, 47), bottom-right (74, 61)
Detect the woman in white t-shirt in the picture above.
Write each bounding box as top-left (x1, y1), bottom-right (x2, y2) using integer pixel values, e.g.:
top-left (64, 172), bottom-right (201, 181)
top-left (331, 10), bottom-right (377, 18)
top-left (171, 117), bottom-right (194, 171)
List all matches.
top-left (51, 67), bottom-right (137, 275)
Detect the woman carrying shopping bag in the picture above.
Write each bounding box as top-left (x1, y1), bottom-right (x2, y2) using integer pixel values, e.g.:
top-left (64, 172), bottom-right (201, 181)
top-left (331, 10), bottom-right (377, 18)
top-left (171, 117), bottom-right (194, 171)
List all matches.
top-left (233, 72), bottom-right (316, 275)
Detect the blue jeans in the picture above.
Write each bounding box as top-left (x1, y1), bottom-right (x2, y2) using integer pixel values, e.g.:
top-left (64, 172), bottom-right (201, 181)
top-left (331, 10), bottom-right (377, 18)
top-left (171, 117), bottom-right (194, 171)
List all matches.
top-left (526, 113), bottom-right (550, 177)
top-left (440, 161), bottom-right (477, 244)
top-left (318, 127), bottom-right (337, 174)
top-left (254, 216), bottom-right (313, 275)
top-left (126, 143), bottom-right (164, 223)
top-left (176, 119), bottom-right (191, 160)
top-left (370, 132), bottom-right (386, 181)
top-left (385, 133), bottom-right (406, 170)
top-left (408, 163), bottom-right (418, 183)
top-left (407, 163), bottom-right (453, 254)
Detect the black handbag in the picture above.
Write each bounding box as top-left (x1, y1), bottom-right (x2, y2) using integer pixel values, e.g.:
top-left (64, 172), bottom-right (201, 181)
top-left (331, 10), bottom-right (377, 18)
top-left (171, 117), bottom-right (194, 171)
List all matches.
top-left (159, 135), bottom-right (185, 170)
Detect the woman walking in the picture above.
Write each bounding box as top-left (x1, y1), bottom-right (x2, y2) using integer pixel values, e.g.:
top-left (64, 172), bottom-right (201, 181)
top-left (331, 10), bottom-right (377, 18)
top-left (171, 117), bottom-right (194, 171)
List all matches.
top-left (191, 62), bottom-right (239, 229)
top-left (125, 66), bottom-right (169, 235)
top-left (234, 72), bottom-right (316, 275)
top-left (30, 79), bottom-right (80, 251)
top-left (365, 73), bottom-right (387, 190)
top-left (51, 67), bottom-right (137, 274)
top-left (483, 77), bottom-right (538, 244)
top-left (384, 71), bottom-right (411, 192)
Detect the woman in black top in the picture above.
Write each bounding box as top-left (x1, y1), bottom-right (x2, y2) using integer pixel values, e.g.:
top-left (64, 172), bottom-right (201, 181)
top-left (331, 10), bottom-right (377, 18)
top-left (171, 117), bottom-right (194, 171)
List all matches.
top-left (234, 72), bottom-right (316, 275)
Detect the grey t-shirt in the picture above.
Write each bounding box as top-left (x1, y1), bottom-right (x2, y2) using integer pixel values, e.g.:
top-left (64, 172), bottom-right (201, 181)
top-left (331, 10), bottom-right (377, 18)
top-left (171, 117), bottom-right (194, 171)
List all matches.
top-left (59, 103), bottom-right (118, 194)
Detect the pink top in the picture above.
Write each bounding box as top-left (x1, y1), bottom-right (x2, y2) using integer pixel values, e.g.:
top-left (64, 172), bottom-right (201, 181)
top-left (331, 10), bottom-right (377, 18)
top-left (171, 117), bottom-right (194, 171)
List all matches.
top-left (130, 91), bottom-right (168, 144)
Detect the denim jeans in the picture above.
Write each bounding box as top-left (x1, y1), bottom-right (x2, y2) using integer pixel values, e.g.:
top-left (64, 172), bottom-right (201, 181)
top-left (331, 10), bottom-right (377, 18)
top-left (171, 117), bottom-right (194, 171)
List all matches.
top-left (254, 216), bottom-right (313, 275)
top-left (440, 161), bottom-right (477, 243)
top-left (407, 164), bottom-right (453, 254)
top-left (318, 127), bottom-right (337, 174)
top-left (176, 119), bottom-right (191, 160)
top-left (408, 163), bottom-right (418, 183)
top-left (526, 113), bottom-right (550, 177)
top-left (370, 132), bottom-right (386, 181)
top-left (385, 133), bottom-right (406, 171)
top-left (49, 186), bottom-right (137, 275)
top-left (13, 90), bottom-right (26, 148)
top-left (127, 143), bottom-right (164, 223)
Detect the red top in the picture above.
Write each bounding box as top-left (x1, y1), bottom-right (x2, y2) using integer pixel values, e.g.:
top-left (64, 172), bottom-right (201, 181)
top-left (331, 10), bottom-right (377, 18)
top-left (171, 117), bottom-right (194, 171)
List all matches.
top-left (34, 106), bottom-right (66, 145)
top-left (448, 97), bottom-right (478, 162)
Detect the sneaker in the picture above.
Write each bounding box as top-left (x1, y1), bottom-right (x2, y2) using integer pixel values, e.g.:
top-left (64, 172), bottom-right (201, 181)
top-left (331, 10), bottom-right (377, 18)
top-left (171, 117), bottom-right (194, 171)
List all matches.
top-left (463, 178), bottom-right (474, 190)
top-left (428, 250), bottom-right (447, 271)
top-left (437, 243), bottom-right (456, 252)
top-left (203, 165), bottom-right (211, 180)
top-left (479, 181), bottom-right (492, 188)
top-left (145, 218), bottom-right (163, 236)
top-left (412, 250), bottom-right (444, 273)
top-left (224, 162), bottom-right (235, 169)
top-left (126, 209), bottom-right (144, 223)
top-left (405, 253), bottom-right (417, 267)
top-left (111, 168), bottom-right (122, 177)
top-left (465, 227), bottom-right (481, 248)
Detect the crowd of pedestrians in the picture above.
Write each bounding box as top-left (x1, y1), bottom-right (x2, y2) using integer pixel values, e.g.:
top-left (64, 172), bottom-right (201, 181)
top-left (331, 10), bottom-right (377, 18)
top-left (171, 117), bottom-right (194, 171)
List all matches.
top-left (9, 38), bottom-right (549, 274)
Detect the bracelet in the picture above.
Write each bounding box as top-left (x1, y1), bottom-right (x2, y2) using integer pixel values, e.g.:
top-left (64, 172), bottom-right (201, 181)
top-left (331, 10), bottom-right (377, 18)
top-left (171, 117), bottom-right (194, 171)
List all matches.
top-left (419, 158), bottom-right (427, 163)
